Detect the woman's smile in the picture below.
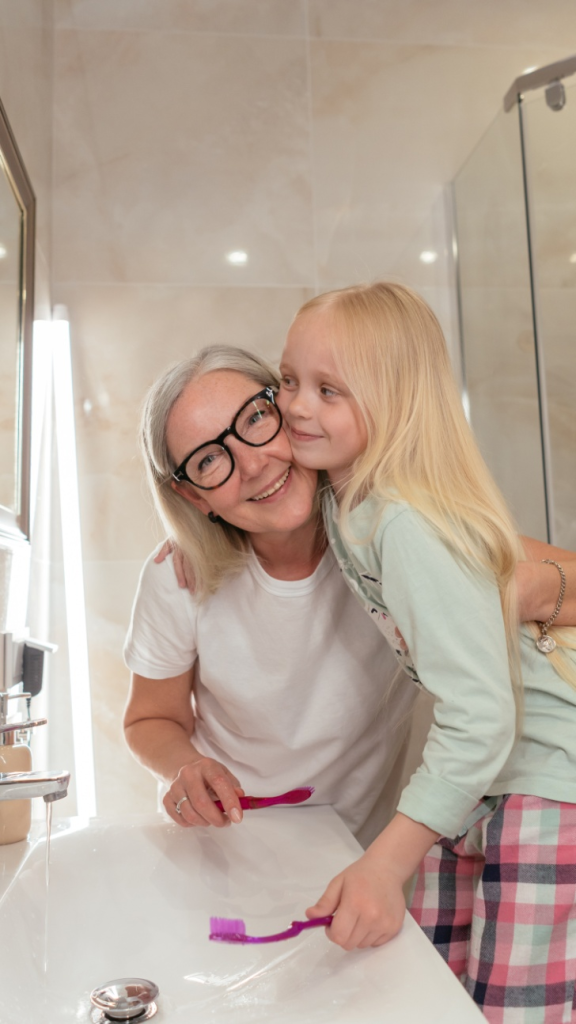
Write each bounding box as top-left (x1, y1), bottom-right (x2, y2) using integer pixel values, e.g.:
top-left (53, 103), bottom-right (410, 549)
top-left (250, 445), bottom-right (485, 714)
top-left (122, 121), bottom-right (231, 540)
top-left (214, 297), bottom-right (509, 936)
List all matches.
top-left (249, 467), bottom-right (291, 501)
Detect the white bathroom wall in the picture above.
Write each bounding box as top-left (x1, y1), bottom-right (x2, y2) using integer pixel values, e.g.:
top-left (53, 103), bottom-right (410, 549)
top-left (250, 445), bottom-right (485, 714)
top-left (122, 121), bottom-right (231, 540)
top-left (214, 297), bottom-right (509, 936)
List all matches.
top-left (49, 0), bottom-right (576, 815)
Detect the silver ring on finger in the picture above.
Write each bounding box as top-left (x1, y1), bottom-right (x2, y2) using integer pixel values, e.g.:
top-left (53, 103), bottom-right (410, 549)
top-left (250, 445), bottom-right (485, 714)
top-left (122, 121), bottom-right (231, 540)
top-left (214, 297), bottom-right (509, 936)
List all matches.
top-left (176, 795), bottom-right (189, 815)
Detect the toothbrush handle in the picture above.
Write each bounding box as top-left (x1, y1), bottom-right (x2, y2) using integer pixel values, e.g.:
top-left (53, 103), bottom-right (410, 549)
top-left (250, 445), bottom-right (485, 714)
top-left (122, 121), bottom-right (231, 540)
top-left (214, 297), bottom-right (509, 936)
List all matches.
top-left (248, 916), bottom-right (334, 942)
top-left (296, 916), bottom-right (334, 931)
top-left (213, 795), bottom-right (272, 811)
top-left (213, 791), bottom-right (311, 812)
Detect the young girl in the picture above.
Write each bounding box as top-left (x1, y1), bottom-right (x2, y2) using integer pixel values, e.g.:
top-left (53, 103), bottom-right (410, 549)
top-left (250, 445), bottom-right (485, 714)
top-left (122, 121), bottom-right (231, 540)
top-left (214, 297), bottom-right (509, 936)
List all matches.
top-left (278, 282), bottom-right (576, 1023)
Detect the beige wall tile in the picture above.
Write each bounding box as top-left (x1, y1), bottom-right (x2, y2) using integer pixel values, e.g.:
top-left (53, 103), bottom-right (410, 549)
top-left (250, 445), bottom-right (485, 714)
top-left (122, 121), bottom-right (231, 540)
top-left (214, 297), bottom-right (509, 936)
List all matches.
top-left (55, 283), bottom-right (313, 561)
top-left (309, 0), bottom-right (576, 48)
top-left (536, 288), bottom-right (576, 548)
top-left (55, 0), bottom-right (306, 36)
top-left (460, 285), bottom-right (549, 540)
top-left (310, 40), bottom-right (569, 287)
top-left (83, 559), bottom-right (157, 816)
top-left (53, 29), bottom-right (314, 286)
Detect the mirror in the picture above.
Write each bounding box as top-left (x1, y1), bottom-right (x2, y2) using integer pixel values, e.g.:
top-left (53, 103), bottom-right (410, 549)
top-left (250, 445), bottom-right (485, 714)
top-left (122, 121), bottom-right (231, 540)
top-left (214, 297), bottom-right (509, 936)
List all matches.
top-left (0, 96), bottom-right (35, 541)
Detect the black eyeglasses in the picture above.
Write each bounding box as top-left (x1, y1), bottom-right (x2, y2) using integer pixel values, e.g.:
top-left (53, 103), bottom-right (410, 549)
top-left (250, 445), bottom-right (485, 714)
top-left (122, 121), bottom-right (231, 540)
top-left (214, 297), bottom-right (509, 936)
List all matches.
top-left (172, 386), bottom-right (283, 490)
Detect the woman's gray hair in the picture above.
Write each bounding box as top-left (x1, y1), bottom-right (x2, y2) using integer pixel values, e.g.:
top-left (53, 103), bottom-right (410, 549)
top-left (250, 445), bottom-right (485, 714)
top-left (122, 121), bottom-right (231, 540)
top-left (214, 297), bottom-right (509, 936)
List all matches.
top-left (141, 344), bottom-right (281, 599)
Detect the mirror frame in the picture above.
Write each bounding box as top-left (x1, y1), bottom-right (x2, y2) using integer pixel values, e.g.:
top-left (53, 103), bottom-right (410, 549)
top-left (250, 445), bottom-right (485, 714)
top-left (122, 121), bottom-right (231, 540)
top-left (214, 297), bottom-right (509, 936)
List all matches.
top-left (0, 96), bottom-right (35, 542)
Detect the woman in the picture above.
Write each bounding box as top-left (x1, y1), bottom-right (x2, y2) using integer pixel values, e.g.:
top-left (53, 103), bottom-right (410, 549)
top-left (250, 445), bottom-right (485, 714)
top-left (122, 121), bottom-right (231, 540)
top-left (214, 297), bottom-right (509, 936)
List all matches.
top-left (123, 344), bottom-right (576, 847)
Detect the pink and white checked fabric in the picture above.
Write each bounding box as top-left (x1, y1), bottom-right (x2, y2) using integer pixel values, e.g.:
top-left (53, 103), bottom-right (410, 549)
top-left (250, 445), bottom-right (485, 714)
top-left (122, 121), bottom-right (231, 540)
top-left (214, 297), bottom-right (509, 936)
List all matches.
top-left (410, 794), bottom-right (576, 1023)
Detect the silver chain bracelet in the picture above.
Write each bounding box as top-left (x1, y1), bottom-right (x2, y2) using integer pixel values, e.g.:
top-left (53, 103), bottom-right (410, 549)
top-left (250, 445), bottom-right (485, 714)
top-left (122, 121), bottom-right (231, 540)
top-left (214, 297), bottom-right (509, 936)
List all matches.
top-left (535, 559), bottom-right (566, 653)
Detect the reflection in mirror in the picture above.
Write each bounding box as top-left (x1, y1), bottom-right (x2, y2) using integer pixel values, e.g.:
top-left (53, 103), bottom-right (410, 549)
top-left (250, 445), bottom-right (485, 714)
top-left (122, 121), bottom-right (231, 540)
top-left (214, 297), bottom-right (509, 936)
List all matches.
top-left (0, 97), bottom-right (35, 540)
top-left (0, 167), bottom-right (23, 514)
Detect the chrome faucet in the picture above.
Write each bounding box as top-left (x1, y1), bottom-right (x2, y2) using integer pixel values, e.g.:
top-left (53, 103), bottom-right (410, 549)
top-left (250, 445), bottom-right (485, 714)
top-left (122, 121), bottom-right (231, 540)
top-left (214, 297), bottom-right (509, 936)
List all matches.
top-left (0, 704), bottom-right (70, 804)
top-left (0, 769), bottom-right (70, 803)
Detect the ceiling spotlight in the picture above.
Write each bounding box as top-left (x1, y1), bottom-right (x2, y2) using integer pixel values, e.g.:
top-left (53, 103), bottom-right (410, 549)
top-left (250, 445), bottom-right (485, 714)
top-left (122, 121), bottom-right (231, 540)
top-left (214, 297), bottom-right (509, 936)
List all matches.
top-left (0, 244), bottom-right (7, 258)
top-left (419, 250), bottom-right (438, 264)
top-left (569, 253), bottom-right (576, 264)
top-left (226, 250), bottom-right (248, 265)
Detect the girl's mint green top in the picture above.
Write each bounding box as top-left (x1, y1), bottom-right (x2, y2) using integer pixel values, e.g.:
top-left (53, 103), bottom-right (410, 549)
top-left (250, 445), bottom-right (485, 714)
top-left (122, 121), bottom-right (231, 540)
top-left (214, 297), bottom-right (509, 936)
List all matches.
top-left (324, 492), bottom-right (576, 839)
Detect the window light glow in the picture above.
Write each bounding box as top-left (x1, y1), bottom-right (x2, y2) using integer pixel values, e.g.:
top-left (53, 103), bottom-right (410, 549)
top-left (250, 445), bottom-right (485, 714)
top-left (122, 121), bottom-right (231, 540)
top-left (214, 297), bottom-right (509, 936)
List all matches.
top-left (0, 244), bottom-right (7, 259)
top-left (419, 250), bottom-right (438, 264)
top-left (569, 253), bottom-right (576, 264)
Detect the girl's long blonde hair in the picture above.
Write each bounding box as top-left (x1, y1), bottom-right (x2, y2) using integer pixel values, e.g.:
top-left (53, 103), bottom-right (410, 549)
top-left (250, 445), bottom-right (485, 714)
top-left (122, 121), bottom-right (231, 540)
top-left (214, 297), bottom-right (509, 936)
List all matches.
top-left (296, 282), bottom-right (576, 697)
top-left (141, 345), bottom-right (281, 600)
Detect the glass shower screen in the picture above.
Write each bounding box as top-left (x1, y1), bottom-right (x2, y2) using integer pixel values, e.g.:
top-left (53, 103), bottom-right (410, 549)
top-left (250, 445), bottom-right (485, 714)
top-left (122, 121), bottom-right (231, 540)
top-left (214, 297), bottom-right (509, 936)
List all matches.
top-left (520, 82), bottom-right (576, 548)
top-left (453, 78), bottom-right (576, 546)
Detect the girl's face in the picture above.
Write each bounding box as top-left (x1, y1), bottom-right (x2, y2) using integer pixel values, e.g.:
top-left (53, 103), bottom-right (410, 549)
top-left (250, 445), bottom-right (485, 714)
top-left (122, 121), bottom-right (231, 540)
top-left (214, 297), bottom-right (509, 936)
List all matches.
top-left (278, 309), bottom-right (368, 493)
top-left (167, 370), bottom-right (318, 536)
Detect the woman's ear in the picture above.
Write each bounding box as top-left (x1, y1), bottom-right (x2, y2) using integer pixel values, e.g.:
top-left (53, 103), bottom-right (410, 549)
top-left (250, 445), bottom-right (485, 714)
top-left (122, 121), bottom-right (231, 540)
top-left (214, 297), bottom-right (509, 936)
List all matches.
top-left (170, 479), bottom-right (212, 516)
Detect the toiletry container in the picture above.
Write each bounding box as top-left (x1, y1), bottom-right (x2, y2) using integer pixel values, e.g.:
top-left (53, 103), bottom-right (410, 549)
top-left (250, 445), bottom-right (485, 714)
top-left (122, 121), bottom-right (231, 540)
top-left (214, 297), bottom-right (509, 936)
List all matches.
top-left (0, 739), bottom-right (32, 845)
top-left (0, 694), bottom-right (47, 845)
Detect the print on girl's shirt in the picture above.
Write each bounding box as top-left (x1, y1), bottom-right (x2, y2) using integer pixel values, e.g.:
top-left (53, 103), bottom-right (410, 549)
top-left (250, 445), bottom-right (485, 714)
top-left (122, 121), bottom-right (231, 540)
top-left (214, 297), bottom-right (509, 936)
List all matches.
top-left (325, 494), bottom-right (423, 688)
top-left (334, 563), bottom-right (423, 689)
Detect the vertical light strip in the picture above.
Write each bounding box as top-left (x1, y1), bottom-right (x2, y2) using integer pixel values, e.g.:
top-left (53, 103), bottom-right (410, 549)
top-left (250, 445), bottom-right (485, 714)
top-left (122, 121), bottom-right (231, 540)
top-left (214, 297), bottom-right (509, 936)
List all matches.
top-left (30, 321), bottom-right (53, 534)
top-left (51, 310), bottom-right (97, 817)
top-left (29, 320), bottom-right (55, 781)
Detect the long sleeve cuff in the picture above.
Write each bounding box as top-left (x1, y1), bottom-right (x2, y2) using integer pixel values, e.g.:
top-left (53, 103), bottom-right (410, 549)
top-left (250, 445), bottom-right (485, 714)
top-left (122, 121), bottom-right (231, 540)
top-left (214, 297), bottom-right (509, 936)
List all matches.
top-left (397, 772), bottom-right (481, 839)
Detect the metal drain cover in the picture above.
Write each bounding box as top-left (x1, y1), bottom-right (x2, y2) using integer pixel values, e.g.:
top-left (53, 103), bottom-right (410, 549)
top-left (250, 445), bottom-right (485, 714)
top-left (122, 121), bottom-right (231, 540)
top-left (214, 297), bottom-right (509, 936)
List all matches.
top-left (90, 978), bottom-right (159, 1022)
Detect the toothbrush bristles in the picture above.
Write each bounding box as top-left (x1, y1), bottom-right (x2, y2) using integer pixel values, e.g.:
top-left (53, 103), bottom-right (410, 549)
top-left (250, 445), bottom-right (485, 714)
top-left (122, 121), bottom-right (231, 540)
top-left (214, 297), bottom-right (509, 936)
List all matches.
top-left (283, 786), bottom-right (314, 803)
top-left (209, 916), bottom-right (247, 942)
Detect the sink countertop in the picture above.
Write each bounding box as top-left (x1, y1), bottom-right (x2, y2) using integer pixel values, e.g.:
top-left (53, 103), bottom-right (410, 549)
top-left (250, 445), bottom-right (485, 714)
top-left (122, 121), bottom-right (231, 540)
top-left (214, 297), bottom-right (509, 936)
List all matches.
top-left (0, 806), bottom-right (483, 1023)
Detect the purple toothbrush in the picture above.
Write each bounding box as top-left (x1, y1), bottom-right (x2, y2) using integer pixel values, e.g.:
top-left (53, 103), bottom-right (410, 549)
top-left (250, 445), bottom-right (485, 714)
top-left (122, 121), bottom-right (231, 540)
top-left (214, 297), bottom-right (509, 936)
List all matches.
top-left (213, 786), bottom-right (314, 813)
top-left (209, 915), bottom-right (334, 944)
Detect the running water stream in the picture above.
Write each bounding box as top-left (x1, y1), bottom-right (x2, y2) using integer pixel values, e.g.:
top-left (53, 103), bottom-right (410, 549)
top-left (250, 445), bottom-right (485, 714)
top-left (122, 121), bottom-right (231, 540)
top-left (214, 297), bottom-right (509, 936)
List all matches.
top-left (43, 800), bottom-right (53, 974)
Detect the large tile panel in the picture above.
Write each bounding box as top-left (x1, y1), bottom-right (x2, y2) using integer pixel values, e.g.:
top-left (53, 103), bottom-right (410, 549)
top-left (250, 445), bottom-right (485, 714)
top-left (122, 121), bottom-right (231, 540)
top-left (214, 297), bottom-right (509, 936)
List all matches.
top-left (309, 40), bottom-right (569, 286)
top-left (83, 558), bottom-right (157, 816)
top-left (53, 28), bottom-right (314, 286)
top-left (55, 282), bottom-right (313, 562)
top-left (55, 0), bottom-right (306, 36)
top-left (309, 0), bottom-right (576, 48)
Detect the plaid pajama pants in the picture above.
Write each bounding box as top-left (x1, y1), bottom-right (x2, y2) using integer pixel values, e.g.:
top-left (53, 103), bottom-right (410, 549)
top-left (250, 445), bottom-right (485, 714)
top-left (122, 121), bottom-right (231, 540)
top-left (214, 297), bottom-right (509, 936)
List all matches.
top-left (409, 794), bottom-right (576, 1023)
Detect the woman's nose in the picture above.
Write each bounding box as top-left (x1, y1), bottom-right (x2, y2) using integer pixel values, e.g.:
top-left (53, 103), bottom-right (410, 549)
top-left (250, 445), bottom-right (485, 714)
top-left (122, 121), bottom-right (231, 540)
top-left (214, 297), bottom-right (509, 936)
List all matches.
top-left (228, 437), bottom-right (270, 478)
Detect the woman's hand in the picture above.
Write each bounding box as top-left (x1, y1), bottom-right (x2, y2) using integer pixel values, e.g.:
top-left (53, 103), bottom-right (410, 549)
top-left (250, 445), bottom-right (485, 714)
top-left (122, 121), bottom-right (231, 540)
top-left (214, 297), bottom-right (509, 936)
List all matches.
top-left (305, 851), bottom-right (406, 950)
top-left (154, 539), bottom-right (196, 591)
top-left (164, 756), bottom-right (245, 828)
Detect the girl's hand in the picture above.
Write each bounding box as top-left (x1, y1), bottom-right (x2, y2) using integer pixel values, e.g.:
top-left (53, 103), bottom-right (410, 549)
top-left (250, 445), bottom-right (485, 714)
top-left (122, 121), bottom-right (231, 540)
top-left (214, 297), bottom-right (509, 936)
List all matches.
top-left (154, 539), bottom-right (196, 591)
top-left (165, 757), bottom-right (245, 828)
top-left (305, 851), bottom-right (406, 950)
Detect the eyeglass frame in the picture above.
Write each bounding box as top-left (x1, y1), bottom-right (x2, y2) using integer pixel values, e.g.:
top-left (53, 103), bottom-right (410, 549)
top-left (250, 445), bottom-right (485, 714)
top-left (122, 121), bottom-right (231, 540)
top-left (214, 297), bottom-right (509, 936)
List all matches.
top-left (171, 385), bottom-right (283, 491)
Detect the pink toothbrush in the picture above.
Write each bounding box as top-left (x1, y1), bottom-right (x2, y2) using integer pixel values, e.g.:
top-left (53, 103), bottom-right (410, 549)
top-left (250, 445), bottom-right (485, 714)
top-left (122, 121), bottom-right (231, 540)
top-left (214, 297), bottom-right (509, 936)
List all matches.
top-left (213, 786), bottom-right (314, 812)
top-left (209, 915), bottom-right (333, 944)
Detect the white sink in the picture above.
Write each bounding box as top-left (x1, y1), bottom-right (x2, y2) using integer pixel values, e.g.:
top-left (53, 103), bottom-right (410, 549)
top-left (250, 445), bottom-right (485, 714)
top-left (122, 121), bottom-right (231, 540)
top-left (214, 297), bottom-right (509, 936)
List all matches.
top-left (0, 806), bottom-right (483, 1023)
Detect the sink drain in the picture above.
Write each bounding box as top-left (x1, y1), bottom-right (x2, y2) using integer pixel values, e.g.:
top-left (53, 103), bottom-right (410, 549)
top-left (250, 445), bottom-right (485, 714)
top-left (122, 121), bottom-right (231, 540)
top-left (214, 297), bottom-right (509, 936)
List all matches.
top-left (90, 978), bottom-right (159, 1022)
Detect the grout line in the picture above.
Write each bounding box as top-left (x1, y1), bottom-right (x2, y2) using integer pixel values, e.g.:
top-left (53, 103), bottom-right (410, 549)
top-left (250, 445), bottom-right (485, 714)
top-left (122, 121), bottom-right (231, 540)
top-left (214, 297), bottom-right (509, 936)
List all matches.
top-left (297, 37), bottom-right (571, 50)
top-left (53, 25), bottom-right (571, 53)
top-left (53, 281), bottom-right (317, 290)
top-left (54, 26), bottom-right (308, 41)
top-left (304, 0), bottom-right (320, 296)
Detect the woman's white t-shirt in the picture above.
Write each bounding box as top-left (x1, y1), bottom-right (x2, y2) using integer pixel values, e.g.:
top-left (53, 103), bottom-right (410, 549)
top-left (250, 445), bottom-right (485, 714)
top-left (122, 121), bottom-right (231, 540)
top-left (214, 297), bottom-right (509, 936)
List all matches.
top-left (124, 546), bottom-right (418, 846)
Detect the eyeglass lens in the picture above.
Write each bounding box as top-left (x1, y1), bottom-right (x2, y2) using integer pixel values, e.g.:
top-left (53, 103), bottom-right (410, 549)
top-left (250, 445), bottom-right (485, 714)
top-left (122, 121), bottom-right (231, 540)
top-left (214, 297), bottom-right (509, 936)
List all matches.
top-left (186, 397), bottom-right (280, 487)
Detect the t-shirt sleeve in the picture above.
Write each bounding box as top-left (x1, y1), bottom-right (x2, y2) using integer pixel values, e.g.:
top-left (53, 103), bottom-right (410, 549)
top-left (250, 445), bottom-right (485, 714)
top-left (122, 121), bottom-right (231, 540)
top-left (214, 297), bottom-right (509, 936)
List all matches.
top-left (123, 548), bottom-right (198, 679)
top-left (380, 508), bottom-right (517, 838)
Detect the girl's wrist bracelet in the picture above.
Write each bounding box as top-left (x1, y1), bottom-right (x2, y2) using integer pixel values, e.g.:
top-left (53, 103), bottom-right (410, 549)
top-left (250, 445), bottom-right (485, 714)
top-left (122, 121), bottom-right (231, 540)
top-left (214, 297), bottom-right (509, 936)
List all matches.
top-left (535, 559), bottom-right (566, 653)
